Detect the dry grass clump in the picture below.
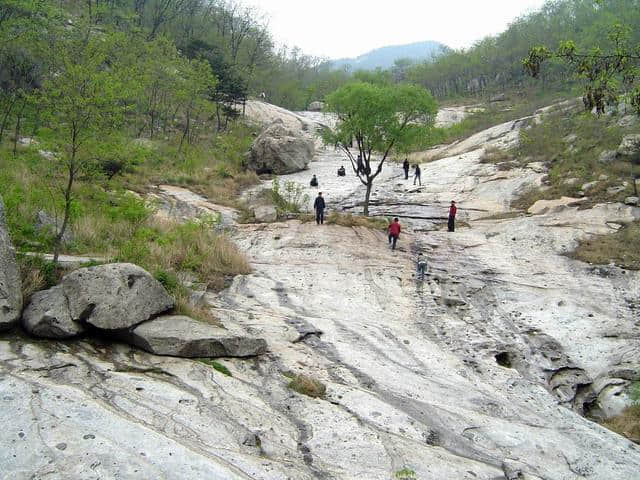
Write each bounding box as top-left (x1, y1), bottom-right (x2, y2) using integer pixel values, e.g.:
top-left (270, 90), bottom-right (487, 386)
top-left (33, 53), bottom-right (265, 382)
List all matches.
top-left (288, 374), bottom-right (327, 398)
top-left (568, 221), bottom-right (640, 270)
top-left (325, 211), bottom-right (388, 229)
top-left (480, 146), bottom-right (514, 164)
top-left (602, 404), bottom-right (640, 443)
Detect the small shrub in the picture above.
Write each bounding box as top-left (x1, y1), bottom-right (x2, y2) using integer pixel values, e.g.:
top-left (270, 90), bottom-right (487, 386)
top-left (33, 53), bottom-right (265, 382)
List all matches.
top-left (288, 374), bottom-right (326, 398)
top-left (198, 359), bottom-right (232, 376)
top-left (394, 467), bottom-right (417, 479)
top-left (326, 211), bottom-right (388, 229)
top-left (479, 146), bottom-right (513, 164)
top-left (271, 177), bottom-right (309, 216)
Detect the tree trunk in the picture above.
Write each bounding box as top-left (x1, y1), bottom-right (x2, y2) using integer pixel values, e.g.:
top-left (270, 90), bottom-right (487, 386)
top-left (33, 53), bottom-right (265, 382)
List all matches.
top-left (12, 96), bottom-right (27, 156)
top-left (363, 180), bottom-right (373, 216)
top-left (0, 95), bottom-right (17, 143)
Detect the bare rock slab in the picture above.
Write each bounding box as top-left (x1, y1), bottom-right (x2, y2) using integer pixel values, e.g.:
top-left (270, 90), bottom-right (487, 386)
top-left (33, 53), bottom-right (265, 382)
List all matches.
top-left (128, 315), bottom-right (268, 358)
top-left (0, 195), bottom-right (22, 331)
top-left (22, 286), bottom-right (85, 338)
top-left (62, 263), bottom-right (173, 330)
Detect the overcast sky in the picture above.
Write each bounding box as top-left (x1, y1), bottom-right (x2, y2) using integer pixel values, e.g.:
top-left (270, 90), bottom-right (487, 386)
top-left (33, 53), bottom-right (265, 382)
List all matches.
top-left (250, 0), bottom-right (548, 59)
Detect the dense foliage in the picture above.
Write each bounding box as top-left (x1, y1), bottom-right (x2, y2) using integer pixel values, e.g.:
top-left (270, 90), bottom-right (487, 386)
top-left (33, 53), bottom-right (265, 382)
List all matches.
top-left (405, 0), bottom-right (640, 99)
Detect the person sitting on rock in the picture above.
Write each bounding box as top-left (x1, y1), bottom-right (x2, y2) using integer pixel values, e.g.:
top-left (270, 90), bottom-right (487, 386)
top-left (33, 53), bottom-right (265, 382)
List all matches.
top-left (388, 217), bottom-right (401, 250)
top-left (310, 175), bottom-right (318, 187)
top-left (337, 166), bottom-right (346, 177)
top-left (416, 253), bottom-right (427, 280)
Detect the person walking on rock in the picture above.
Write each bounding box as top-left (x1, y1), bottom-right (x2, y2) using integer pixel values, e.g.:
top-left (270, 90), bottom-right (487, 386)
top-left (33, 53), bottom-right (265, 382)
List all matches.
top-left (314, 192), bottom-right (326, 225)
top-left (388, 217), bottom-right (401, 250)
top-left (416, 253), bottom-right (427, 280)
top-left (448, 200), bottom-right (457, 232)
top-left (413, 164), bottom-right (421, 186)
top-left (403, 158), bottom-right (410, 180)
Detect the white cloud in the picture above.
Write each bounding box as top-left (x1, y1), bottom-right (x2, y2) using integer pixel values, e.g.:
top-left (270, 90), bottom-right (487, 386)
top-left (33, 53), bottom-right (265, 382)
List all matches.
top-left (250, 0), bottom-right (547, 59)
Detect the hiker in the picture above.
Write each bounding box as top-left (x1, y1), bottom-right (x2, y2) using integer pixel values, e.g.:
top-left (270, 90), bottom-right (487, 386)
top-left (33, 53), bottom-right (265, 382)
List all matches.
top-left (413, 164), bottom-right (422, 186)
top-left (310, 174), bottom-right (318, 187)
top-left (448, 200), bottom-right (457, 232)
top-left (259, 91), bottom-right (266, 100)
top-left (416, 253), bottom-right (427, 280)
top-left (357, 154), bottom-right (364, 175)
top-left (314, 192), bottom-right (326, 225)
top-left (337, 165), bottom-right (346, 176)
top-left (402, 158), bottom-right (410, 180)
top-left (387, 217), bottom-right (401, 250)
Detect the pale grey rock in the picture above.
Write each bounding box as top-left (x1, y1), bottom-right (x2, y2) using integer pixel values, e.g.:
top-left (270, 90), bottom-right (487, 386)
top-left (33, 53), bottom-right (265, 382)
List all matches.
top-left (128, 315), bottom-right (267, 357)
top-left (18, 137), bottom-right (38, 146)
top-left (22, 286), bottom-right (85, 338)
top-left (563, 177), bottom-right (578, 185)
top-left (253, 205), bottom-right (277, 223)
top-left (625, 196), bottom-right (639, 206)
top-left (582, 181), bottom-right (598, 191)
top-left (489, 93), bottom-right (507, 102)
top-left (617, 134), bottom-right (640, 157)
top-left (617, 114), bottom-right (637, 127)
top-left (0, 196), bottom-right (22, 331)
top-left (38, 149), bottom-right (56, 161)
top-left (62, 263), bottom-right (173, 330)
top-left (246, 120), bottom-right (314, 175)
top-left (563, 133), bottom-right (578, 143)
top-left (598, 149), bottom-right (617, 163)
top-left (607, 185), bottom-right (626, 196)
top-left (598, 174), bottom-right (609, 181)
top-left (307, 101), bottom-right (325, 111)
top-left (34, 210), bottom-right (73, 245)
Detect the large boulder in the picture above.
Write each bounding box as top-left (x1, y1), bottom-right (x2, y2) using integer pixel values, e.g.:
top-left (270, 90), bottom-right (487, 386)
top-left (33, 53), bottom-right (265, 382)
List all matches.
top-left (0, 196), bottom-right (22, 331)
top-left (128, 315), bottom-right (268, 357)
top-left (253, 205), bottom-right (277, 223)
top-left (62, 263), bottom-right (173, 330)
top-left (22, 286), bottom-right (85, 338)
top-left (246, 119), bottom-right (314, 174)
top-left (35, 210), bottom-right (73, 246)
top-left (617, 134), bottom-right (640, 160)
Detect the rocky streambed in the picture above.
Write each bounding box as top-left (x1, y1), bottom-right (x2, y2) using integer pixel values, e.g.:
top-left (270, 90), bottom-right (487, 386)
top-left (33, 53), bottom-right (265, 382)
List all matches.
top-left (1, 102), bottom-right (640, 479)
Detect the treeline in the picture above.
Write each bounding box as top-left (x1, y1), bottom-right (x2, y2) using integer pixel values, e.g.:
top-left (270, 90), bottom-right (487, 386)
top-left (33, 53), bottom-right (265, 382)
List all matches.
top-left (405, 0), bottom-right (640, 99)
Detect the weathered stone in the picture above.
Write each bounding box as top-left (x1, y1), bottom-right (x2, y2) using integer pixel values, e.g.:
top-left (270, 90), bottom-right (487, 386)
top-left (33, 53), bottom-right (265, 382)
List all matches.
top-left (598, 150), bottom-right (617, 164)
top-left (617, 114), bottom-right (637, 128)
top-left (617, 134), bottom-right (640, 158)
top-left (0, 195), bottom-right (22, 331)
top-left (528, 196), bottom-right (587, 215)
top-left (253, 205), bottom-right (277, 223)
top-left (128, 315), bottom-right (267, 358)
top-left (563, 133), bottom-right (578, 144)
top-left (581, 181), bottom-right (598, 191)
top-left (607, 185), bottom-right (626, 196)
top-left (598, 174), bottom-right (609, 181)
top-left (307, 101), bottom-right (325, 112)
top-left (34, 210), bottom-right (73, 245)
top-left (22, 286), bottom-right (85, 338)
top-left (625, 196), bottom-right (639, 206)
top-left (489, 93), bottom-right (506, 102)
top-left (246, 119), bottom-right (314, 175)
top-left (62, 263), bottom-right (173, 331)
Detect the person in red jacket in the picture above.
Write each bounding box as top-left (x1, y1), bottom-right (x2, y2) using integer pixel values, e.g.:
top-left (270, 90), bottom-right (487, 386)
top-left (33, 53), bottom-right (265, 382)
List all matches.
top-left (448, 200), bottom-right (457, 232)
top-left (388, 217), bottom-right (401, 250)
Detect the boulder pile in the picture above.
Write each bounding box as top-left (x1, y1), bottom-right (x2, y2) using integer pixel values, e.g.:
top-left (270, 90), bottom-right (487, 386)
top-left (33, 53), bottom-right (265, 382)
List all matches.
top-left (20, 262), bottom-right (267, 358)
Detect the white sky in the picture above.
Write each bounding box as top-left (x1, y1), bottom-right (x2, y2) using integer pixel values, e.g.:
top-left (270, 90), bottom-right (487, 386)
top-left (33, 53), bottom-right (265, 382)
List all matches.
top-left (250, 0), bottom-right (548, 59)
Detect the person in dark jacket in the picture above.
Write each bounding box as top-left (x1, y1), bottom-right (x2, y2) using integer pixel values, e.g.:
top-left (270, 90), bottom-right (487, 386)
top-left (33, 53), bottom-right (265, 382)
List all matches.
top-left (314, 192), bottom-right (326, 225)
top-left (310, 174), bottom-right (318, 187)
top-left (337, 165), bottom-right (346, 176)
top-left (357, 154), bottom-right (364, 175)
top-left (448, 200), bottom-right (457, 232)
top-left (413, 164), bottom-right (421, 185)
top-left (387, 217), bottom-right (401, 250)
top-left (416, 253), bottom-right (427, 280)
top-left (402, 158), bottom-right (410, 179)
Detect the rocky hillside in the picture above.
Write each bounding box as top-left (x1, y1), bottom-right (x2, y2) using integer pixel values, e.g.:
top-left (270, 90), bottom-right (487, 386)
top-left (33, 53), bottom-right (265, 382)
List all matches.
top-left (1, 101), bottom-right (639, 479)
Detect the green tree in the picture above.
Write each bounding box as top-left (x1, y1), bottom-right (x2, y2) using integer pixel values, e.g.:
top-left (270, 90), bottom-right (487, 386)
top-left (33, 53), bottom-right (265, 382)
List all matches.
top-left (323, 82), bottom-right (438, 216)
top-left (41, 26), bottom-right (131, 263)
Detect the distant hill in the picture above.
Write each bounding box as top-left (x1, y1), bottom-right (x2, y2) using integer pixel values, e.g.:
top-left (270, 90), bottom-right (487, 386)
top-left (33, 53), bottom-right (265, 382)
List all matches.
top-left (330, 40), bottom-right (447, 71)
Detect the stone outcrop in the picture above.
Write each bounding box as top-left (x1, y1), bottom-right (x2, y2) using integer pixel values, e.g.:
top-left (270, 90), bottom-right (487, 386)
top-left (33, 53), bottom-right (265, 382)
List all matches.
top-left (246, 119), bottom-right (314, 174)
top-left (34, 210), bottom-right (73, 245)
top-left (253, 205), bottom-right (277, 223)
top-left (62, 263), bottom-right (173, 330)
top-left (0, 195), bottom-right (22, 331)
top-left (307, 101), bottom-right (325, 111)
top-left (128, 315), bottom-right (268, 357)
top-left (617, 134), bottom-right (640, 158)
top-left (22, 286), bottom-right (85, 338)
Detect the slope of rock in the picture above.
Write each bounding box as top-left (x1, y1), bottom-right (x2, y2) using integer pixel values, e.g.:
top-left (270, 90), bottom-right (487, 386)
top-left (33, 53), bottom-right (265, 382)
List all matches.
top-left (0, 195), bottom-right (22, 331)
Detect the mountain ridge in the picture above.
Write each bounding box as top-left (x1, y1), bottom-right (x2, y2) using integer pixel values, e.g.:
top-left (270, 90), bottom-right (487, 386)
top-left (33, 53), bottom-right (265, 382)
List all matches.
top-left (330, 40), bottom-right (446, 71)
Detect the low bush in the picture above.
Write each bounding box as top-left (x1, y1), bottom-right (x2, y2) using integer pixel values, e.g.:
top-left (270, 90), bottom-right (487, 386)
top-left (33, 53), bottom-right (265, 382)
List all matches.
top-left (568, 221), bottom-right (640, 270)
top-left (287, 374), bottom-right (326, 398)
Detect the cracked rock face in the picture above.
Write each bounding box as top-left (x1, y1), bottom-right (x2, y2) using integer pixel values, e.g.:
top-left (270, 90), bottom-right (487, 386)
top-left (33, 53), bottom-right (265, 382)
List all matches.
top-left (22, 286), bottom-right (85, 338)
top-left (62, 263), bottom-right (174, 330)
top-left (128, 315), bottom-right (268, 357)
top-left (0, 195), bottom-right (22, 331)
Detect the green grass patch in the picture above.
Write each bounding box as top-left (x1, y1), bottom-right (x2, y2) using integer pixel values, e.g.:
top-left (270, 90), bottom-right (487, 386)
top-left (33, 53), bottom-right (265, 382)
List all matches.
top-left (198, 359), bottom-right (232, 376)
top-left (568, 221), bottom-right (640, 270)
top-left (394, 467), bottom-right (417, 479)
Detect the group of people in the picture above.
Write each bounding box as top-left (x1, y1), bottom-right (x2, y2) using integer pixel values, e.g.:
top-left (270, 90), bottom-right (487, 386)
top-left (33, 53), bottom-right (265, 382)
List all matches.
top-left (402, 159), bottom-right (421, 185)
